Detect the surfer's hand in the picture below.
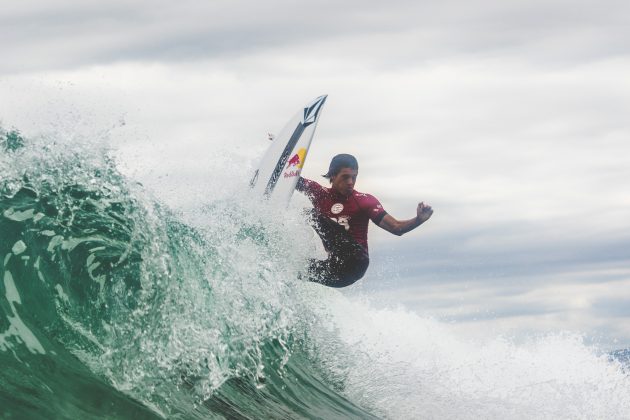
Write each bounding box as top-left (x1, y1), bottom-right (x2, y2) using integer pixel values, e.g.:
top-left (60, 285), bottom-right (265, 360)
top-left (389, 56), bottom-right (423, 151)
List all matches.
top-left (416, 202), bottom-right (433, 224)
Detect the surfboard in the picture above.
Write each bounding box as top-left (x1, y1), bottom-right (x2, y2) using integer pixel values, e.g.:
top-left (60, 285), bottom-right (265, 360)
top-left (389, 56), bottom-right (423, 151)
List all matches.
top-left (250, 95), bottom-right (327, 204)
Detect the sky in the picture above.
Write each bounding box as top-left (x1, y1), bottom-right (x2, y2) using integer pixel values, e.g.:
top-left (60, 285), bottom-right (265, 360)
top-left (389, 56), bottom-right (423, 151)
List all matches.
top-left (1, 0), bottom-right (629, 349)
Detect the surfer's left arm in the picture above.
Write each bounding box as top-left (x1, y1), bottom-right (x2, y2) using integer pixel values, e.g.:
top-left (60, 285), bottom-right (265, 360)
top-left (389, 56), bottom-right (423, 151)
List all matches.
top-left (378, 202), bottom-right (433, 236)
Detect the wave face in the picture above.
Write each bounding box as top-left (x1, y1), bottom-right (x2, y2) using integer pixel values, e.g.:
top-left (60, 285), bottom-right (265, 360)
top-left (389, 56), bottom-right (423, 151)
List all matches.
top-left (2, 129), bottom-right (630, 419)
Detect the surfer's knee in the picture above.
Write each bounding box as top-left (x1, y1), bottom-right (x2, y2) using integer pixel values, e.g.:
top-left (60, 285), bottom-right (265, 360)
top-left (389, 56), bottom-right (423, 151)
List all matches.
top-left (346, 255), bottom-right (369, 283)
top-left (325, 255), bottom-right (369, 288)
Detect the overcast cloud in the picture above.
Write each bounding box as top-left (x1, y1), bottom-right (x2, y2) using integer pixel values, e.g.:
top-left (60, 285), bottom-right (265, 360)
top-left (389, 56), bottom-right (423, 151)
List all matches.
top-left (1, 0), bottom-right (629, 349)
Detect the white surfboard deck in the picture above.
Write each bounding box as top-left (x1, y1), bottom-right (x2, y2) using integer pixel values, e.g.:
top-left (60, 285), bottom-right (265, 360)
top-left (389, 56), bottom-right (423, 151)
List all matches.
top-left (250, 95), bottom-right (327, 204)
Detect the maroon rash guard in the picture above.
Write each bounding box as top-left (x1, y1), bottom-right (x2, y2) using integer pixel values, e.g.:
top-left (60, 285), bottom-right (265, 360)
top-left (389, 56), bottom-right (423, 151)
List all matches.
top-left (297, 177), bottom-right (388, 287)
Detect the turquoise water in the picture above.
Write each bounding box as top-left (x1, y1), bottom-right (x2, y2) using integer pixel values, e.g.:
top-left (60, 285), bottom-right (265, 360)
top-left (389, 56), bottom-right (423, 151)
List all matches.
top-left (2, 129), bottom-right (630, 419)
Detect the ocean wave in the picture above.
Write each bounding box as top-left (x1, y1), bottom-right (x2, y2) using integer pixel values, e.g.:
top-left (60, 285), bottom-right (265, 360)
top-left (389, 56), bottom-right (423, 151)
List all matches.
top-left (2, 128), bottom-right (630, 419)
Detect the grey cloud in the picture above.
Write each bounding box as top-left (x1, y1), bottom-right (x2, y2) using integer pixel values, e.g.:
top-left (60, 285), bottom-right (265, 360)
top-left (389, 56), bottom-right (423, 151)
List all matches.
top-left (2, 0), bottom-right (629, 74)
top-left (365, 226), bottom-right (630, 291)
top-left (442, 304), bottom-right (562, 323)
top-left (592, 299), bottom-right (630, 318)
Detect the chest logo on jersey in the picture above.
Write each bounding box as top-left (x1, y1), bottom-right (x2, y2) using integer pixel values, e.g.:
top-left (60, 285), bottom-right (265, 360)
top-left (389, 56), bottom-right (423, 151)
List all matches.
top-left (331, 203), bottom-right (344, 214)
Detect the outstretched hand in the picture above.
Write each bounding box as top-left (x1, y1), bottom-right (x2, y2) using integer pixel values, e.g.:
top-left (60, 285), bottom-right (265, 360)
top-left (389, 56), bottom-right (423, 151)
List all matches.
top-left (416, 202), bottom-right (433, 224)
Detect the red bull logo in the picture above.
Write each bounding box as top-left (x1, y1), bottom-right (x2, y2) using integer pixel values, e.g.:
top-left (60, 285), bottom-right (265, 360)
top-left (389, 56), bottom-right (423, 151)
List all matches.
top-left (284, 148), bottom-right (307, 178)
top-left (286, 148), bottom-right (307, 169)
top-left (287, 153), bottom-right (301, 168)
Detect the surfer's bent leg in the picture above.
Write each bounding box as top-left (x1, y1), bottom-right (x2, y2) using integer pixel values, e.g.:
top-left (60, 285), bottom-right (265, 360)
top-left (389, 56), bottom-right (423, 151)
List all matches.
top-left (307, 213), bottom-right (369, 288)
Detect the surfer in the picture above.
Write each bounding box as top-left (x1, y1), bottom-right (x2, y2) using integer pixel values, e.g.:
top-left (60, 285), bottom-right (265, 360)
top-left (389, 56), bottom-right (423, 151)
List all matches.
top-left (297, 154), bottom-right (433, 288)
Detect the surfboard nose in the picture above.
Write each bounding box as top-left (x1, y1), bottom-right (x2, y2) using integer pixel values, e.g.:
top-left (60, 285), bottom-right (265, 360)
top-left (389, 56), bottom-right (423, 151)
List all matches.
top-left (302, 95), bottom-right (327, 126)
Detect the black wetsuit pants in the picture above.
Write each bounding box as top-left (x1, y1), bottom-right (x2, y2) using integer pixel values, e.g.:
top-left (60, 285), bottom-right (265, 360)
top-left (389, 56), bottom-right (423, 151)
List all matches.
top-left (307, 213), bottom-right (369, 288)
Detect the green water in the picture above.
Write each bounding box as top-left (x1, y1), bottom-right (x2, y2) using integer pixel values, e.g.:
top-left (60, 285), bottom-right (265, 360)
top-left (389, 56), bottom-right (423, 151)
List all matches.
top-left (0, 130), bottom-right (378, 419)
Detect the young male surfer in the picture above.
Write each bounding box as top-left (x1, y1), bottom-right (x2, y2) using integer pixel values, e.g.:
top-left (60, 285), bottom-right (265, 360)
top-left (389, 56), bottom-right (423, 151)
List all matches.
top-left (297, 154), bottom-right (433, 288)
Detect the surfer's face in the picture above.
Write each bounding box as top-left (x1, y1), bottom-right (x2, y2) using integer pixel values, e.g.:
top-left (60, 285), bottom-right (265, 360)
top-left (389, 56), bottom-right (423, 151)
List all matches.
top-left (331, 167), bottom-right (357, 196)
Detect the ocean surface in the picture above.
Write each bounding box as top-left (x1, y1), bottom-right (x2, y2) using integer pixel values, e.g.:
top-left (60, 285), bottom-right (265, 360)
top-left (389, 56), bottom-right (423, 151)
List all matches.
top-left (2, 129), bottom-right (630, 419)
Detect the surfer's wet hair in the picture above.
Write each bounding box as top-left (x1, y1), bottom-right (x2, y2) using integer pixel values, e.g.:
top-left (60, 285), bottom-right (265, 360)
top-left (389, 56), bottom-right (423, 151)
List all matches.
top-left (323, 154), bottom-right (358, 179)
